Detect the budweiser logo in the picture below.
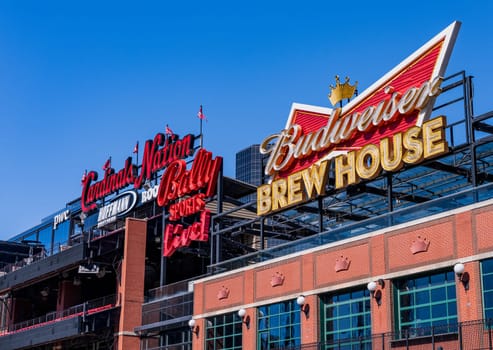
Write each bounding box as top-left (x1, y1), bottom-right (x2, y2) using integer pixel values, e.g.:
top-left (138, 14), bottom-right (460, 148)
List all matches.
top-left (260, 22), bottom-right (460, 180)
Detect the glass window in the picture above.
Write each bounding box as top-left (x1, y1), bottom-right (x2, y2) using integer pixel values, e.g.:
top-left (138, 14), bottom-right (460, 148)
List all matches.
top-left (37, 225), bottom-right (53, 255)
top-left (394, 271), bottom-right (457, 338)
top-left (83, 212), bottom-right (98, 233)
top-left (481, 258), bottom-right (493, 321)
top-left (258, 300), bottom-right (301, 350)
top-left (159, 327), bottom-right (191, 349)
top-left (320, 288), bottom-right (372, 349)
top-left (206, 311), bottom-right (243, 350)
top-left (53, 220), bottom-right (70, 253)
top-left (18, 232), bottom-right (36, 245)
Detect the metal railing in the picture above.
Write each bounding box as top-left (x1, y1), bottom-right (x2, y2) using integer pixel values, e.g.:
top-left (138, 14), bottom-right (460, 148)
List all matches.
top-left (4, 294), bottom-right (116, 334)
top-left (0, 235), bottom-right (86, 276)
top-left (137, 319), bottom-right (493, 350)
top-left (147, 345), bottom-right (191, 350)
top-left (208, 182), bottom-right (493, 275)
top-left (253, 319), bottom-right (493, 350)
top-left (147, 278), bottom-right (195, 302)
top-left (142, 293), bottom-right (193, 326)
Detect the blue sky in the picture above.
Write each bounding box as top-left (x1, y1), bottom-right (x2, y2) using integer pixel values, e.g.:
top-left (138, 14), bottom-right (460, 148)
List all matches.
top-left (0, 1), bottom-right (492, 239)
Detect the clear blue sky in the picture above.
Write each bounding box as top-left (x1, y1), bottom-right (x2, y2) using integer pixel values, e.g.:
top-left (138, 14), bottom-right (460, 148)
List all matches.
top-left (1, 1), bottom-right (492, 239)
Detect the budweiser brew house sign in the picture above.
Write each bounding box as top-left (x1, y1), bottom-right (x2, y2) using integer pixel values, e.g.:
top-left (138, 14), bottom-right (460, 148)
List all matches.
top-left (257, 22), bottom-right (460, 216)
top-left (80, 128), bottom-right (222, 257)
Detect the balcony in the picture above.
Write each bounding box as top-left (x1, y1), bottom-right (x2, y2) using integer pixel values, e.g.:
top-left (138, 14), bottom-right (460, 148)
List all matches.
top-left (137, 280), bottom-right (194, 336)
top-left (0, 295), bottom-right (118, 349)
top-left (0, 242), bottom-right (86, 291)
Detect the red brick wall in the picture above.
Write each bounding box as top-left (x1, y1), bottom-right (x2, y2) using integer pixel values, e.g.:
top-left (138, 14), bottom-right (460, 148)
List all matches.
top-left (193, 202), bottom-right (493, 347)
top-left (474, 206), bottom-right (493, 253)
top-left (386, 219), bottom-right (455, 272)
top-left (314, 242), bottom-right (370, 288)
top-left (202, 274), bottom-right (245, 312)
top-left (116, 218), bottom-right (147, 350)
top-left (254, 259), bottom-right (302, 301)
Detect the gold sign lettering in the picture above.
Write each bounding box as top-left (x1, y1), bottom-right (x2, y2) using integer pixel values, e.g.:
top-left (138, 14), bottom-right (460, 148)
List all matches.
top-left (261, 77), bottom-right (444, 178)
top-left (334, 116), bottom-right (448, 189)
top-left (258, 116), bottom-right (449, 216)
top-left (257, 160), bottom-right (329, 215)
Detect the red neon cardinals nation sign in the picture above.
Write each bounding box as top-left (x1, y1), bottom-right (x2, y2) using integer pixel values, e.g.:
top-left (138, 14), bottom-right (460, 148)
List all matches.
top-left (258, 22), bottom-right (460, 215)
top-left (81, 131), bottom-right (195, 212)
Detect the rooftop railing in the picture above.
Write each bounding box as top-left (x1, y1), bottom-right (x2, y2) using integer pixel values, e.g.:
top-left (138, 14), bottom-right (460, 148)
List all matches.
top-left (208, 182), bottom-right (493, 275)
top-left (0, 235), bottom-right (85, 276)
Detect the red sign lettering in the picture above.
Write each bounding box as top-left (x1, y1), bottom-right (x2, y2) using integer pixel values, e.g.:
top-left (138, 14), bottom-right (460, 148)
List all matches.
top-left (157, 148), bottom-right (222, 207)
top-left (157, 148), bottom-right (222, 257)
top-left (134, 133), bottom-right (195, 189)
top-left (168, 193), bottom-right (205, 221)
top-left (163, 210), bottom-right (211, 257)
top-left (80, 131), bottom-right (195, 212)
top-left (81, 157), bottom-right (135, 212)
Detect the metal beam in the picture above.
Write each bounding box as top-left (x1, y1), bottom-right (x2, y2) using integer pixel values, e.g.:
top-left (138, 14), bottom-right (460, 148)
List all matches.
top-left (424, 160), bottom-right (470, 178)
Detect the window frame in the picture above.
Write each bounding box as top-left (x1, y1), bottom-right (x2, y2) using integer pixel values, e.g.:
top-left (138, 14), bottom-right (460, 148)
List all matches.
top-left (205, 311), bottom-right (243, 350)
top-left (394, 270), bottom-right (458, 338)
top-left (319, 287), bottom-right (372, 349)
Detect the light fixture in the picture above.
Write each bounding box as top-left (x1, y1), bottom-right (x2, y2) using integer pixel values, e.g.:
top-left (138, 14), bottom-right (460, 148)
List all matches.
top-left (188, 318), bottom-right (199, 335)
top-left (367, 279), bottom-right (385, 306)
top-left (367, 281), bottom-right (377, 293)
top-left (454, 263), bottom-right (470, 290)
top-left (238, 308), bottom-right (250, 329)
top-left (40, 287), bottom-right (50, 297)
top-left (73, 276), bottom-right (81, 286)
top-left (296, 295), bottom-right (310, 317)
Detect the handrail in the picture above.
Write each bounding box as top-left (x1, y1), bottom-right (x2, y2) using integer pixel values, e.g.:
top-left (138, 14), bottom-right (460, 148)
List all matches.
top-left (1, 294), bottom-right (117, 335)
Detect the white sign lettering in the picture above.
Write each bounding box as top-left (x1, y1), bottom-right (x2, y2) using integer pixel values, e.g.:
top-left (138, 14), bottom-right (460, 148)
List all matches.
top-left (53, 210), bottom-right (70, 229)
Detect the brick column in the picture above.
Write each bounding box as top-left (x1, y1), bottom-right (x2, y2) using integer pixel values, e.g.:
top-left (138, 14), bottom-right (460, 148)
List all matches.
top-left (301, 294), bottom-right (318, 344)
top-left (456, 261), bottom-right (482, 322)
top-left (370, 279), bottom-right (391, 334)
top-left (369, 234), bottom-right (392, 335)
top-left (190, 317), bottom-right (205, 349)
top-left (242, 308), bottom-right (256, 349)
top-left (116, 218), bottom-right (147, 350)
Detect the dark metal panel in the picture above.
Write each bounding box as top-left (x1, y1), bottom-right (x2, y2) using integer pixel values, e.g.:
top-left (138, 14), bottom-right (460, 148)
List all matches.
top-left (0, 316), bottom-right (80, 349)
top-left (0, 243), bottom-right (85, 291)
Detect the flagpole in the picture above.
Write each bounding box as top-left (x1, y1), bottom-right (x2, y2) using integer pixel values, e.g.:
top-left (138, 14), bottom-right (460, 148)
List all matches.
top-left (200, 117), bottom-right (203, 148)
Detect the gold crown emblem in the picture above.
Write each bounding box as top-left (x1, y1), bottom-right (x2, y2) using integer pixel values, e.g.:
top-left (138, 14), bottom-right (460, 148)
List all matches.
top-left (328, 75), bottom-right (358, 106)
top-left (217, 285), bottom-right (230, 300)
top-left (410, 235), bottom-right (430, 254)
top-left (334, 255), bottom-right (351, 272)
top-left (270, 272), bottom-right (285, 287)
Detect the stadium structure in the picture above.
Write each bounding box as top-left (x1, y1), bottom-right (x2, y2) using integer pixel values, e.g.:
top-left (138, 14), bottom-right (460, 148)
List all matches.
top-left (2, 21), bottom-right (493, 350)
